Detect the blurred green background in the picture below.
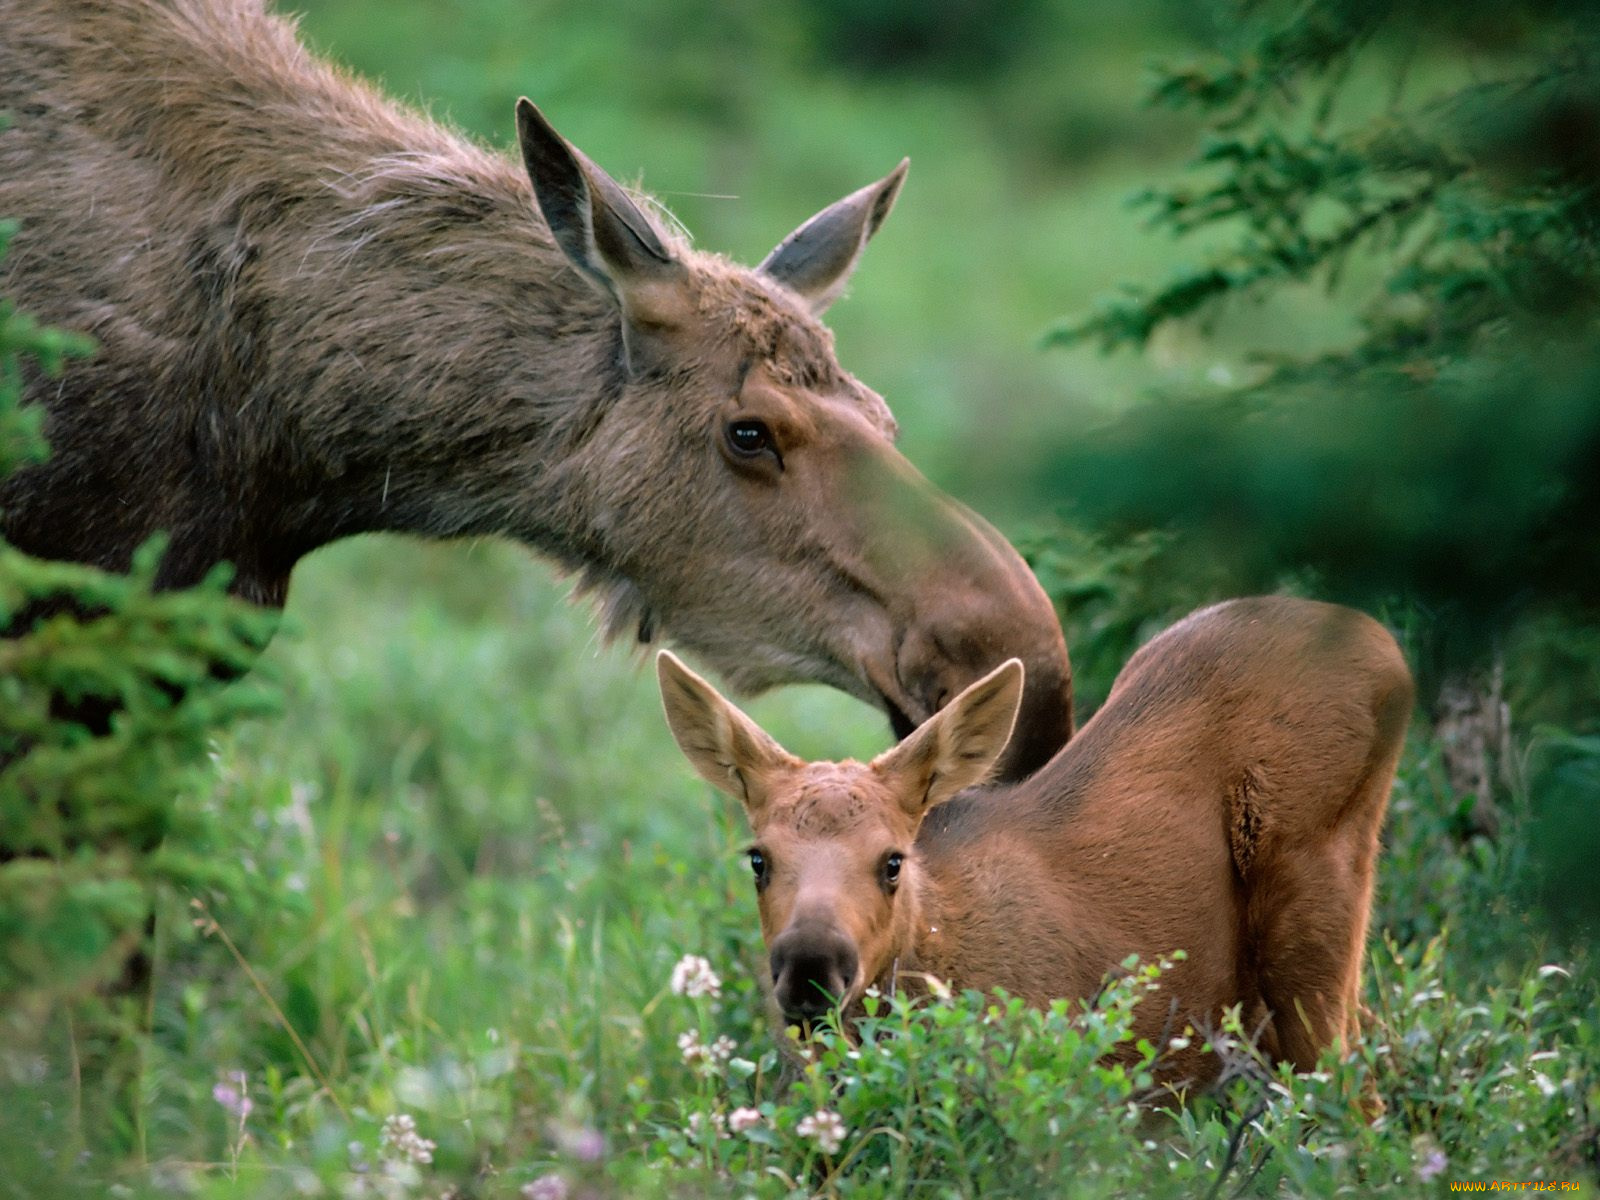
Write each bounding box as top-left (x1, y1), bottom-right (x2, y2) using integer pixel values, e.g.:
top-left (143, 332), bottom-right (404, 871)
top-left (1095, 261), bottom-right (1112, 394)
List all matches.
top-left (291, 0), bottom-right (1241, 518)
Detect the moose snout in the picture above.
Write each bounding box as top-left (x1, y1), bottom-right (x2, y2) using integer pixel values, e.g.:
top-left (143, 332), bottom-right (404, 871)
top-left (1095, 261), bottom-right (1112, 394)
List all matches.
top-left (887, 497), bottom-right (1073, 783)
top-left (897, 589), bottom-right (1072, 782)
top-left (769, 926), bottom-right (860, 1023)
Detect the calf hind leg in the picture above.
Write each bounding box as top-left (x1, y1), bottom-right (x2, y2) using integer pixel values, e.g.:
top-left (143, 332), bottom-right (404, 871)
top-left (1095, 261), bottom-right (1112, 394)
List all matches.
top-left (1251, 827), bottom-right (1380, 1069)
top-left (1253, 714), bottom-right (1409, 1063)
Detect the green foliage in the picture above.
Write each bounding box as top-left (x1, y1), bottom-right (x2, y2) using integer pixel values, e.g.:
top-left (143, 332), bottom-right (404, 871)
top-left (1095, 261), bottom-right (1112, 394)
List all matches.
top-left (1044, 0), bottom-right (1600, 630)
top-left (0, 226), bottom-right (281, 1147)
top-left (798, 0), bottom-right (1050, 80)
top-left (0, 221), bottom-right (90, 478)
top-left (1019, 523), bottom-right (1218, 713)
top-left (651, 963), bottom-right (1169, 1199)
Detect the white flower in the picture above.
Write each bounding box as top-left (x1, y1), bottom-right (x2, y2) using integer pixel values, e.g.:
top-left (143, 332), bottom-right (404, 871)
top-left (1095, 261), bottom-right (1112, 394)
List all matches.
top-left (796, 1109), bottom-right (847, 1154)
top-left (678, 1030), bottom-right (736, 1072)
top-left (687, 1111), bottom-right (726, 1141)
top-left (728, 1107), bottom-right (763, 1135)
top-left (670, 954), bottom-right (722, 999)
top-left (678, 1029), bottom-right (705, 1065)
top-left (378, 1113), bottom-right (436, 1166)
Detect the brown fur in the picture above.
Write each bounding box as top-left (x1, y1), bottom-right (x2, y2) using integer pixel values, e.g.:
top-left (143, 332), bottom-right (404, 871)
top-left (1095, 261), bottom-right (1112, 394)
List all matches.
top-left (659, 596), bottom-right (1415, 1090)
top-left (0, 0), bottom-right (1072, 777)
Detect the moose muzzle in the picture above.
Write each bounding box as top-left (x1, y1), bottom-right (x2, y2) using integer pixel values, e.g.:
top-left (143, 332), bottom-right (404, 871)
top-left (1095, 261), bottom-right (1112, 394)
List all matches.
top-left (769, 923), bottom-right (860, 1023)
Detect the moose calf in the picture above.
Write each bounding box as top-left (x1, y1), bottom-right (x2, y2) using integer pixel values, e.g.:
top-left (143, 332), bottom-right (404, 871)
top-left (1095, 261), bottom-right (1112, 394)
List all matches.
top-left (658, 596), bottom-right (1413, 1090)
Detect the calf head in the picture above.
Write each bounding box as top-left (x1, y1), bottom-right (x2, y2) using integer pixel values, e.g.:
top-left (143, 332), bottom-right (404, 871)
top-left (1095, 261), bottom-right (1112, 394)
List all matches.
top-left (519, 102), bottom-right (1069, 779)
top-left (657, 650), bottom-right (1024, 1023)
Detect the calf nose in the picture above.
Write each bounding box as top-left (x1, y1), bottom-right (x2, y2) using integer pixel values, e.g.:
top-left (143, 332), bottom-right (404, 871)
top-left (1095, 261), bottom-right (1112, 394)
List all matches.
top-left (769, 928), bottom-right (860, 1022)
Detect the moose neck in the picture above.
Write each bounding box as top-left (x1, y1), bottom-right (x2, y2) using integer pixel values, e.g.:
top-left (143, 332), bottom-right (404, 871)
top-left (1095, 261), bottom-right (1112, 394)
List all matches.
top-left (3, 0), bottom-right (629, 604)
top-left (876, 791), bottom-right (1100, 1007)
top-left (877, 858), bottom-right (956, 994)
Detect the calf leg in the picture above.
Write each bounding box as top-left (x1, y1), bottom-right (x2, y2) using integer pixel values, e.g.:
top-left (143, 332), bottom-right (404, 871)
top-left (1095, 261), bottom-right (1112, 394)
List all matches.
top-left (1249, 750), bottom-right (1399, 1068)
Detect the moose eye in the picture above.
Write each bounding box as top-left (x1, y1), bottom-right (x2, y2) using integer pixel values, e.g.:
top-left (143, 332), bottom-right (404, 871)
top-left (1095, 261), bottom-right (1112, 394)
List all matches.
top-left (748, 848), bottom-right (771, 890)
top-left (726, 419), bottom-right (774, 459)
top-left (882, 851), bottom-right (905, 892)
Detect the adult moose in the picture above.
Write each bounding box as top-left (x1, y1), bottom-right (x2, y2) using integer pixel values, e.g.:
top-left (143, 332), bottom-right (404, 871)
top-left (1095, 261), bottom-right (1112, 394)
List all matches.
top-left (0, 0), bottom-right (1072, 778)
top-left (658, 597), bottom-right (1414, 1089)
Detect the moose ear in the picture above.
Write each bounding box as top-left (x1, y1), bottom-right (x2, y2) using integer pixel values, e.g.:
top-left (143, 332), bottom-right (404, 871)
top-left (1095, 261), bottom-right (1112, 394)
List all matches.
top-left (657, 651), bottom-right (798, 818)
top-left (758, 159), bottom-right (908, 315)
top-left (516, 99), bottom-right (689, 365)
top-left (871, 658), bottom-right (1023, 818)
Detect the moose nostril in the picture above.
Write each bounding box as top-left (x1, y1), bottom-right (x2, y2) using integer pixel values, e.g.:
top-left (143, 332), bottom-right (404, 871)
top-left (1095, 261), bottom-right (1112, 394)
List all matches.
top-left (770, 930), bottom-right (859, 1020)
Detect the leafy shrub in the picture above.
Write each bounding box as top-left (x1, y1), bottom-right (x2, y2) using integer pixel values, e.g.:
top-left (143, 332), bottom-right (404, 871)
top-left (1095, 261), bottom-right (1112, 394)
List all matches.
top-left (0, 219), bottom-right (281, 1171)
top-left (648, 959), bottom-right (1171, 1199)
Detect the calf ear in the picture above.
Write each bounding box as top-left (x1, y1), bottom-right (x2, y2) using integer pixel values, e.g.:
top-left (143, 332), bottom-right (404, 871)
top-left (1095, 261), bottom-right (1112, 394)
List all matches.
top-left (516, 99), bottom-right (689, 368)
top-left (657, 651), bottom-right (798, 818)
top-left (759, 160), bottom-right (908, 314)
top-left (871, 659), bottom-right (1023, 818)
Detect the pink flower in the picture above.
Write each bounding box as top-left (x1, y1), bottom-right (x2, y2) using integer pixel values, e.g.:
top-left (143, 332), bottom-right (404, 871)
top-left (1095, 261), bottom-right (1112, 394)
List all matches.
top-left (728, 1107), bottom-right (763, 1135)
top-left (670, 954), bottom-right (722, 999)
top-left (796, 1109), bottom-right (847, 1154)
top-left (521, 1174), bottom-right (568, 1200)
top-left (1417, 1148), bottom-right (1448, 1182)
top-left (212, 1070), bottom-right (253, 1119)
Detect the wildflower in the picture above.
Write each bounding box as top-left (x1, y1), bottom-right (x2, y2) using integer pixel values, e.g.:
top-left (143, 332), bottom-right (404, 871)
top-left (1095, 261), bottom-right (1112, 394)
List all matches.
top-left (560, 1126), bottom-right (605, 1163)
top-left (678, 1029), bottom-right (708, 1067)
top-left (521, 1174), bottom-right (569, 1200)
top-left (1417, 1147), bottom-right (1448, 1182)
top-left (670, 954), bottom-right (722, 999)
top-left (796, 1109), bottom-right (847, 1154)
top-left (378, 1113), bottom-right (436, 1166)
top-left (678, 1030), bottom-right (736, 1071)
top-left (728, 1107), bottom-right (763, 1135)
top-left (687, 1111), bottom-right (726, 1141)
top-left (212, 1070), bottom-right (253, 1119)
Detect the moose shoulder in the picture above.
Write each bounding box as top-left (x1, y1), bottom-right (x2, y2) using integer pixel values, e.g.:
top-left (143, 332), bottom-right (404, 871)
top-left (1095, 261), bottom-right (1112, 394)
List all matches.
top-left (659, 596), bottom-right (1414, 1091)
top-left (0, 0), bottom-right (1071, 778)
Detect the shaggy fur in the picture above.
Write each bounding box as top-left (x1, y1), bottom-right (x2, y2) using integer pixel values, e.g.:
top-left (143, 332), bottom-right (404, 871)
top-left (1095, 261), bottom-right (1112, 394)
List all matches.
top-left (661, 596), bottom-right (1414, 1092)
top-left (0, 0), bottom-right (1073, 777)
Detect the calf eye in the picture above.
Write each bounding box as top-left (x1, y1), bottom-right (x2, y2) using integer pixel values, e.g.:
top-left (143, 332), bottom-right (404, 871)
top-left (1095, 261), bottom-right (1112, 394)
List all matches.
top-left (748, 848), bottom-right (771, 890)
top-left (881, 851), bottom-right (905, 892)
